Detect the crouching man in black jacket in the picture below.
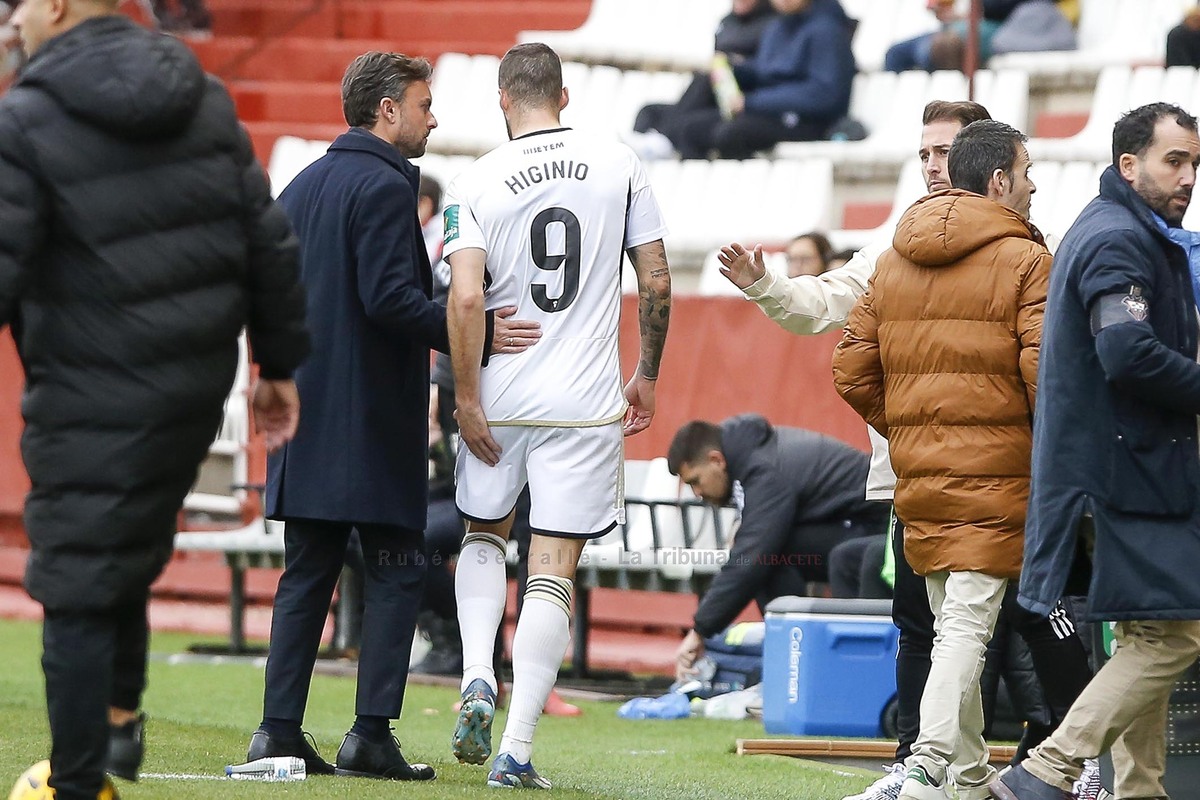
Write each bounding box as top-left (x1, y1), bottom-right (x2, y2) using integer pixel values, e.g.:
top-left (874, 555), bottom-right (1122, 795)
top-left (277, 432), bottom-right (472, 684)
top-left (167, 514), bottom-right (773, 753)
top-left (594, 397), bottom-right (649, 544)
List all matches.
top-left (667, 414), bottom-right (888, 681)
top-left (0, 1), bottom-right (310, 797)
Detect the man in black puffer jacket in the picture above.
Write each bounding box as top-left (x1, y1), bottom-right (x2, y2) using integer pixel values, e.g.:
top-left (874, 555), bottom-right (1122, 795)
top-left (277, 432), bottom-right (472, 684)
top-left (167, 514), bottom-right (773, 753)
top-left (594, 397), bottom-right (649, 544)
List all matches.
top-left (0, 1), bottom-right (310, 797)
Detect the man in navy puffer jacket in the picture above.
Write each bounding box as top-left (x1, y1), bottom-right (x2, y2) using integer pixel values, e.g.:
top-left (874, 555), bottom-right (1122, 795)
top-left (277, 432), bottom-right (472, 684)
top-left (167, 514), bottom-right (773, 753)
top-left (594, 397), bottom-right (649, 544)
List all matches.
top-left (674, 0), bottom-right (855, 159)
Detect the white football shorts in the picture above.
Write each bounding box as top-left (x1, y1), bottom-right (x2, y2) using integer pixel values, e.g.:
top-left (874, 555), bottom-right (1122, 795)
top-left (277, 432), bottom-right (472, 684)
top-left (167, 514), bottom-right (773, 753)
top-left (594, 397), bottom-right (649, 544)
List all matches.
top-left (455, 421), bottom-right (625, 538)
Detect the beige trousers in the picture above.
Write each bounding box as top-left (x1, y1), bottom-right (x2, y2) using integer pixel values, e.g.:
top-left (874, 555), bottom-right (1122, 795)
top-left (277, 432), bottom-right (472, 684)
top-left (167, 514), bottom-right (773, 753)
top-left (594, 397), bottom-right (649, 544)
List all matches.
top-left (1023, 618), bottom-right (1200, 798)
top-left (907, 570), bottom-right (1008, 793)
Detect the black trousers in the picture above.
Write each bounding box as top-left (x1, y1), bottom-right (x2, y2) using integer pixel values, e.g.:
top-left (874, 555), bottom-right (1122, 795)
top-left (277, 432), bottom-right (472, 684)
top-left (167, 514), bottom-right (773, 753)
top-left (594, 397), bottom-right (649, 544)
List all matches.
top-left (891, 514), bottom-right (936, 761)
top-left (422, 498), bottom-right (464, 619)
top-left (43, 599), bottom-right (148, 800)
top-left (263, 519), bottom-right (426, 721)
top-left (672, 107), bottom-right (828, 160)
top-left (829, 533), bottom-right (892, 599)
top-left (633, 72), bottom-right (717, 142)
top-left (749, 515), bottom-right (887, 611)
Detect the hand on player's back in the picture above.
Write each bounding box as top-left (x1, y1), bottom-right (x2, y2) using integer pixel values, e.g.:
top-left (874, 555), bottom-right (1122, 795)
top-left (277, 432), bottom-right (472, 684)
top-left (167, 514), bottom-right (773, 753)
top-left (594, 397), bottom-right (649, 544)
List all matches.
top-left (490, 306), bottom-right (542, 355)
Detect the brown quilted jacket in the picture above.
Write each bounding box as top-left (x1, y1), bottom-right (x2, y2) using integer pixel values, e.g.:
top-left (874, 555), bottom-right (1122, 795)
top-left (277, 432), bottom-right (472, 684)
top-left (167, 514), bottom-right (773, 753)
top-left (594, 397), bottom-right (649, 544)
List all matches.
top-left (832, 190), bottom-right (1051, 579)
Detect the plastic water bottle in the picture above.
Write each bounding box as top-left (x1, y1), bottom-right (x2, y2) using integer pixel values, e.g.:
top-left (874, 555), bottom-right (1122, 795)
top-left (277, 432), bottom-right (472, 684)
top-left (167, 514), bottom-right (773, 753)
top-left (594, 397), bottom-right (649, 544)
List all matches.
top-left (225, 756), bottom-right (307, 781)
top-left (710, 53), bottom-right (743, 120)
top-left (616, 692), bottom-right (692, 719)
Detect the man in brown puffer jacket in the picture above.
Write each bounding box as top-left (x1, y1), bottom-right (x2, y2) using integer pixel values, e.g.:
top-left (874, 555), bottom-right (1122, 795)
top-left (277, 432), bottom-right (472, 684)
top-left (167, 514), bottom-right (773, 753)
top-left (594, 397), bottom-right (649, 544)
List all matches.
top-left (833, 119), bottom-right (1048, 800)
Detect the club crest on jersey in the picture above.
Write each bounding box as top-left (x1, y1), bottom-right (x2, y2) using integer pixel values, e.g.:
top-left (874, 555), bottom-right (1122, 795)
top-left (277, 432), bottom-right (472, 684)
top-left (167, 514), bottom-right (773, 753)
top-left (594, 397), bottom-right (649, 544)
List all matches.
top-left (1122, 286), bottom-right (1148, 322)
top-left (443, 205), bottom-right (460, 245)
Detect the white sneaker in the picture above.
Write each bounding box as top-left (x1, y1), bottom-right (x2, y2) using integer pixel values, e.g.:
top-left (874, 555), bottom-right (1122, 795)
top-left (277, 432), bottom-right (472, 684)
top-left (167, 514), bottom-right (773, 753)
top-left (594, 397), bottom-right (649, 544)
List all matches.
top-left (1073, 758), bottom-right (1112, 800)
top-left (898, 765), bottom-right (954, 800)
top-left (842, 762), bottom-right (905, 800)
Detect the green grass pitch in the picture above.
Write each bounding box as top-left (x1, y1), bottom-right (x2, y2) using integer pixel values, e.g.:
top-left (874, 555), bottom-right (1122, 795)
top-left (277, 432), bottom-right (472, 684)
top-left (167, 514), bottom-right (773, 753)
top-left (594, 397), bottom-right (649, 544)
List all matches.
top-left (0, 618), bottom-right (878, 799)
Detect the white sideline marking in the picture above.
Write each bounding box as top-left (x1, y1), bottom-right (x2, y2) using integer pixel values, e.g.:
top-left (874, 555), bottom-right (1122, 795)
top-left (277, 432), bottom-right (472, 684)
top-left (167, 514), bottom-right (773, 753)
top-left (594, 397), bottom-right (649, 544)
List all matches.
top-left (141, 772), bottom-right (228, 781)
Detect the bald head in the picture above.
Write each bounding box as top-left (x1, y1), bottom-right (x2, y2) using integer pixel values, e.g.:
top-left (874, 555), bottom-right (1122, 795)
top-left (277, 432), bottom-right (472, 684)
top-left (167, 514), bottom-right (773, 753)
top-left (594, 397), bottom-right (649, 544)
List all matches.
top-left (12, 0), bottom-right (119, 58)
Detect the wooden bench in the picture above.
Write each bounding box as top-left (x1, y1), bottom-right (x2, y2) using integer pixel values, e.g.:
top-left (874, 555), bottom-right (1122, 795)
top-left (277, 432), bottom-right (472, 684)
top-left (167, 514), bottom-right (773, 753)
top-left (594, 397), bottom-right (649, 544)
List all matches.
top-left (172, 517), bottom-right (283, 652)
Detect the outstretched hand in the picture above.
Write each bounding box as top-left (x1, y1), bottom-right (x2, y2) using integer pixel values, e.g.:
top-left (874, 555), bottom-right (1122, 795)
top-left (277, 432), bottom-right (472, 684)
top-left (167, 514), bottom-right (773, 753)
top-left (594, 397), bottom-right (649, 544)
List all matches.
top-left (717, 242), bottom-right (766, 290)
top-left (251, 378), bottom-right (300, 453)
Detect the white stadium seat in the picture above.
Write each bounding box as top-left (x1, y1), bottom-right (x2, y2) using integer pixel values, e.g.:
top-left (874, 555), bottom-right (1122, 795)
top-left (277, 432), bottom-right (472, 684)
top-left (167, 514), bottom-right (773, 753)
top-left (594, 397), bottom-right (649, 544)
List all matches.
top-left (642, 157), bottom-right (832, 262)
top-left (843, 0), bottom-right (940, 73)
top-left (266, 135), bottom-right (329, 197)
top-left (1028, 66), bottom-right (1200, 162)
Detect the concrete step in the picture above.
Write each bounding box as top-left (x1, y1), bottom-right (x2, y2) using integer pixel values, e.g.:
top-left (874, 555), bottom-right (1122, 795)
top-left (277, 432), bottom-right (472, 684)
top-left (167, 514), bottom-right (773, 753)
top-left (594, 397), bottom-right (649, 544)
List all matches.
top-left (230, 80), bottom-right (344, 125)
top-left (189, 36), bottom-right (413, 82)
top-left (207, 0), bottom-right (589, 43)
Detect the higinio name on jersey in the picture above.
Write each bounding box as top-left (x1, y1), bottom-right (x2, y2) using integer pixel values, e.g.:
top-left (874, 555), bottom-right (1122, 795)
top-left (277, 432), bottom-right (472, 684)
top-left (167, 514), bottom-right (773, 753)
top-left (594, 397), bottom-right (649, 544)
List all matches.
top-left (505, 160), bottom-right (590, 196)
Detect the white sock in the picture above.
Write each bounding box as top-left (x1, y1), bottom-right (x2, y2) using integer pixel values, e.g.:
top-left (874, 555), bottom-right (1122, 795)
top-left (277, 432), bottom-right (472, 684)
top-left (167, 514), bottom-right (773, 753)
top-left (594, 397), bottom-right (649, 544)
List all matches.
top-left (499, 574), bottom-right (573, 763)
top-left (455, 531), bottom-right (508, 694)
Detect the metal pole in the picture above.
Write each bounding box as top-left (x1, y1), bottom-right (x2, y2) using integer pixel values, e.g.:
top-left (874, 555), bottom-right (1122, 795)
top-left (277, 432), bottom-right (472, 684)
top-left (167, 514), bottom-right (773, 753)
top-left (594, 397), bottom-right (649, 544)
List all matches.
top-left (965, 0), bottom-right (982, 99)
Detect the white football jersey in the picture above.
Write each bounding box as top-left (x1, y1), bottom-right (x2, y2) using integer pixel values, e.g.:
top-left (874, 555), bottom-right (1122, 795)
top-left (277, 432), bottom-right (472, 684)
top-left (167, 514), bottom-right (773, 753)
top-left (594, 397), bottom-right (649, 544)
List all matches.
top-left (443, 128), bottom-right (668, 425)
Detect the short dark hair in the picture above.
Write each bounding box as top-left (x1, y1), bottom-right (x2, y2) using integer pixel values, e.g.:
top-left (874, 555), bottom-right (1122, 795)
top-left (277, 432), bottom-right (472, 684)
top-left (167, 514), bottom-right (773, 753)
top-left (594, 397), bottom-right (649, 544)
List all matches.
top-left (666, 421), bottom-right (723, 475)
top-left (498, 43), bottom-right (562, 111)
top-left (341, 52), bottom-right (432, 128)
top-left (1112, 102), bottom-right (1199, 166)
top-left (922, 100), bottom-right (991, 128)
top-left (948, 119), bottom-right (1027, 196)
top-left (419, 174), bottom-right (442, 208)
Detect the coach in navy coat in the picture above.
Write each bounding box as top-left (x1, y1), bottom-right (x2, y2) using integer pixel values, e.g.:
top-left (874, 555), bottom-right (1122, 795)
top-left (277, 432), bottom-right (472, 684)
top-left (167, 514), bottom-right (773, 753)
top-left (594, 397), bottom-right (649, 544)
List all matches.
top-left (265, 128), bottom-right (447, 528)
top-left (1021, 164), bottom-right (1200, 624)
top-left (1001, 104), bottom-right (1200, 800)
top-left (249, 54), bottom-right (537, 780)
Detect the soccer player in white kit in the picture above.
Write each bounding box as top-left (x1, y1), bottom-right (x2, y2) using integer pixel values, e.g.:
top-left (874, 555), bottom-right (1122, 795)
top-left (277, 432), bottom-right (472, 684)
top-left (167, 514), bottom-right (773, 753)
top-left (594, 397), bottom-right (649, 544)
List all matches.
top-left (443, 42), bottom-right (672, 789)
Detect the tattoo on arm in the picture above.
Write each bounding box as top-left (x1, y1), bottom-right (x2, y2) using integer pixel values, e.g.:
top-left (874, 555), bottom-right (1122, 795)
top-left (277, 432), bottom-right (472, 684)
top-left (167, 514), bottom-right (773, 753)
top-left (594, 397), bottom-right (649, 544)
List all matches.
top-left (630, 241), bottom-right (671, 379)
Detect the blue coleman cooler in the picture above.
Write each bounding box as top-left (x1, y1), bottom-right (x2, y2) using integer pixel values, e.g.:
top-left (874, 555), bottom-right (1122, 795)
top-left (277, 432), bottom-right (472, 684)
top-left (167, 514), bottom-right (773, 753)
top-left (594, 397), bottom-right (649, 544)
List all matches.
top-left (762, 597), bottom-right (898, 737)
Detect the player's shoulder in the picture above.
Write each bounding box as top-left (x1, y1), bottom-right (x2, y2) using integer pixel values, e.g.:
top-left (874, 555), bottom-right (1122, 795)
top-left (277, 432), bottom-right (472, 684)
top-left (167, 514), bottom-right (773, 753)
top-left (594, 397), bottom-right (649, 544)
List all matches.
top-left (564, 128), bottom-right (642, 164)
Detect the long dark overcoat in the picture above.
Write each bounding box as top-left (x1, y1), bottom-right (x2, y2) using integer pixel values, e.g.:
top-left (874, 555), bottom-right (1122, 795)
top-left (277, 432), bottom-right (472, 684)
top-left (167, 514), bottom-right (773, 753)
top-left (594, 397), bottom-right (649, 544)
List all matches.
top-left (1021, 166), bottom-right (1200, 621)
top-left (267, 129), bottom-right (450, 530)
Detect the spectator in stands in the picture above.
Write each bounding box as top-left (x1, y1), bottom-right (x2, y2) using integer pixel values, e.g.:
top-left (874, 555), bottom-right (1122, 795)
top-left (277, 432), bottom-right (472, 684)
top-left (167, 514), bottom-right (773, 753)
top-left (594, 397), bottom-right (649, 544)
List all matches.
top-left (1166, 5), bottom-right (1200, 68)
top-left (630, 0), bottom-right (776, 159)
top-left (990, 1), bottom-right (1076, 59)
top-left (0, 1), bottom-right (309, 796)
top-left (995, 103), bottom-right (1200, 800)
top-left (668, 0), bottom-right (855, 160)
top-left (150, 0), bottom-right (211, 36)
top-left (249, 52), bottom-right (539, 782)
top-left (669, 415), bottom-right (890, 680)
top-left (886, 0), bottom-right (970, 72)
top-left (885, 0), bottom-right (1074, 73)
top-left (785, 231), bottom-right (836, 277)
top-left (833, 119), bottom-right (1048, 800)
